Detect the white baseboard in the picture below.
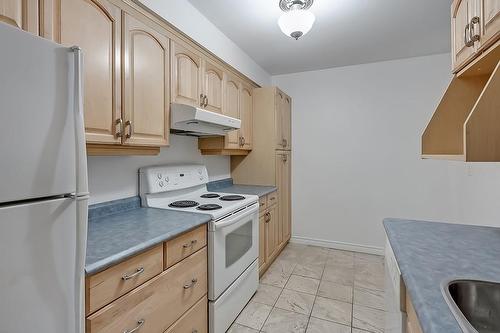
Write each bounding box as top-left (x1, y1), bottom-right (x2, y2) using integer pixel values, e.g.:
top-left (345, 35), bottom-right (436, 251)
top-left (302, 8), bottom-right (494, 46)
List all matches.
top-left (290, 236), bottom-right (384, 256)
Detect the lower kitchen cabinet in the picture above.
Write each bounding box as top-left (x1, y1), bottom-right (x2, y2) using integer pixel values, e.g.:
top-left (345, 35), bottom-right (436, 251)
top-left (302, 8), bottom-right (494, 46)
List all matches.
top-left (85, 225), bottom-right (208, 333)
top-left (258, 191), bottom-right (290, 276)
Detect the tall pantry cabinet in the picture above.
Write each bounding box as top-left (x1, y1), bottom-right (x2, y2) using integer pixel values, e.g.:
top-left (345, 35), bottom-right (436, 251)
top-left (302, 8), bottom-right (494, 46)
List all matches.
top-left (231, 87), bottom-right (292, 267)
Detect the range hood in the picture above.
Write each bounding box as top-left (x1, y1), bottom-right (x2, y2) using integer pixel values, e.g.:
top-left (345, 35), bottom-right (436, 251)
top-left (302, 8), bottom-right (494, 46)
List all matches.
top-left (170, 103), bottom-right (241, 137)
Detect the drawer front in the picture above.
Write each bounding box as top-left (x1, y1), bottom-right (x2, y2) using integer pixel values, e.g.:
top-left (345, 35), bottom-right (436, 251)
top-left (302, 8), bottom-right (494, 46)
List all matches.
top-left (86, 244), bottom-right (163, 315)
top-left (259, 195), bottom-right (267, 212)
top-left (165, 225), bottom-right (207, 268)
top-left (87, 247), bottom-right (208, 333)
top-left (267, 191), bottom-right (278, 207)
top-left (164, 296), bottom-right (207, 333)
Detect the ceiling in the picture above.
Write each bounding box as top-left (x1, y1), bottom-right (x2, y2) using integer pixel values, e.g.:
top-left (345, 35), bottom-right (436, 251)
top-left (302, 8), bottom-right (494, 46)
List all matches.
top-left (187, 0), bottom-right (451, 75)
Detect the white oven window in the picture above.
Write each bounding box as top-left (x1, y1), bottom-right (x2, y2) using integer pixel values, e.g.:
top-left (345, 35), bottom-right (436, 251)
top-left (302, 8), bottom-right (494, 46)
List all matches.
top-left (226, 220), bottom-right (253, 267)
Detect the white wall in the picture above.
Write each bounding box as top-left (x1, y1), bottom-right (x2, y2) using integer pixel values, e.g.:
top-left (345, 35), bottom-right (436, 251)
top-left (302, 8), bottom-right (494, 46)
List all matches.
top-left (139, 0), bottom-right (271, 86)
top-left (273, 53), bottom-right (500, 251)
top-left (87, 135), bottom-right (229, 204)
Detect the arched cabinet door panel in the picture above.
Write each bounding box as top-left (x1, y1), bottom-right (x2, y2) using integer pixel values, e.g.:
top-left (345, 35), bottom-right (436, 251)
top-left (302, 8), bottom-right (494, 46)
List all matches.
top-left (171, 41), bottom-right (202, 107)
top-left (122, 13), bottom-right (169, 147)
top-left (53, 0), bottom-right (122, 144)
top-left (239, 84), bottom-right (253, 150)
top-left (202, 59), bottom-right (223, 114)
top-left (223, 74), bottom-right (240, 149)
top-left (0, 0), bottom-right (38, 34)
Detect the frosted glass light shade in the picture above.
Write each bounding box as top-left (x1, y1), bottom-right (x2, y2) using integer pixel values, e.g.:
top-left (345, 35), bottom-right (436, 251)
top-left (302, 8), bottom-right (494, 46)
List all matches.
top-left (278, 9), bottom-right (315, 39)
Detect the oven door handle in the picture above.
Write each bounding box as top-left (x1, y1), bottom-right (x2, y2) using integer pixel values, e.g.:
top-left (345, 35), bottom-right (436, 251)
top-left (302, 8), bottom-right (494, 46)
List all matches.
top-left (213, 205), bottom-right (258, 230)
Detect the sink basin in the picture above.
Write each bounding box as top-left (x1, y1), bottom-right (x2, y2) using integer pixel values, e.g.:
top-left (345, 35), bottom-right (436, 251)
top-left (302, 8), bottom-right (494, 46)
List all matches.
top-left (441, 279), bottom-right (500, 333)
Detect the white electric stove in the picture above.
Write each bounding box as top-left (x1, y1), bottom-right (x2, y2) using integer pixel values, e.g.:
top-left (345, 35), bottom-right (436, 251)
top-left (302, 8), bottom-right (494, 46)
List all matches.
top-left (139, 164), bottom-right (259, 333)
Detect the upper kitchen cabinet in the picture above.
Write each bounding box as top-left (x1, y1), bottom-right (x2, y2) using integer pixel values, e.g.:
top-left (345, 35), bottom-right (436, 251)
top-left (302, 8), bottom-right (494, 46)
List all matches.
top-left (171, 40), bottom-right (203, 108)
top-left (452, 0), bottom-right (500, 73)
top-left (0, 0), bottom-right (38, 34)
top-left (278, 90), bottom-right (292, 150)
top-left (198, 72), bottom-right (255, 155)
top-left (224, 72), bottom-right (241, 149)
top-left (239, 82), bottom-right (253, 150)
top-left (479, 0), bottom-right (500, 50)
top-left (44, 0), bottom-right (122, 145)
top-left (452, 0), bottom-right (478, 72)
top-left (122, 12), bottom-right (169, 147)
top-left (423, 0), bottom-right (500, 161)
top-left (202, 59), bottom-right (224, 114)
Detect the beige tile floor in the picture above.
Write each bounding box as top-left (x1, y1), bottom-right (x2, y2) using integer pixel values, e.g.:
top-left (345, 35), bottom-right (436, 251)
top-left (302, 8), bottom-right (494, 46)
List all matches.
top-left (228, 243), bottom-right (386, 333)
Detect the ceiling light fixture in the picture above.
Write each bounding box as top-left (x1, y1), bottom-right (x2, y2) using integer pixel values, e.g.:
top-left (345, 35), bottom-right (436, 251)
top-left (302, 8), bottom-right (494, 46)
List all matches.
top-left (278, 0), bottom-right (315, 40)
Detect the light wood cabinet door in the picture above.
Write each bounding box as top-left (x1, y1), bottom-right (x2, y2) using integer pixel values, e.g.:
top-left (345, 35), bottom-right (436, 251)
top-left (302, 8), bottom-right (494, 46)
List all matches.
top-left (0, 0), bottom-right (38, 34)
top-left (276, 151), bottom-right (291, 244)
top-left (480, 0), bottom-right (500, 49)
top-left (171, 41), bottom-right (202, 107)
top-left (452, 0), bottom-right (477, 71)
top-left (122, 13), bottom-right (169, 147)
top-left (239, 83), bottom-right (253, 149)
top-left (275, 90), bottom-right (285, 149)
top-left (224, 73), bottom-right (241, 149)
top-left (164, 296), bottom-right (207, 333)
top-left (202, 59), bottom-right (223, 114)
top-left (265, 204), bottom-right (279, 261)
top-left (86, 248), bottom-right (207, 333)
top-left (259, 213), bottom-right (266, 269)
top-left (56, 0), bottom-right (122, 144)
top-left (282, 94), bottom-right (292, 150)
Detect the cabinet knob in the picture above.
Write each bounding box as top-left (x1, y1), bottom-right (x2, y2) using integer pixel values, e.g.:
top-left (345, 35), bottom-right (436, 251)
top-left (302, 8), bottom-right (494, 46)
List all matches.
top-left (122, 267), bottom-right (145, 281)
top-left (200, 94), bottom-right (205, 107)
top-left (125, 120), bottom-right (133, 139)
top-left (183, 278), bottom-right (198, 289)
top-left (115, 118), bottom-right (123, 138)
top-left (464, 24), bottom-right (474, 47)
top-left (469, 16), bottom-right (480, 43)
top-left (123, 319), bottom-right (145, 333)
top-left (204, 95), bottom-right (208, 107)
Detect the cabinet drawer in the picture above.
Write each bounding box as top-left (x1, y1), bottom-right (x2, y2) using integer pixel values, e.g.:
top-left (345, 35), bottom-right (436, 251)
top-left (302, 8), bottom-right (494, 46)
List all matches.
top-left (164, 296), bottom-right (208, 333)
top-left (267, 191), bottom-right (278, 207)
top-left (86, 244), bottom-right (163, 315)
top-left (259, 195), bottom-right (267, 212)
top-left (165, 225), bottom-right (207, 269)
top-left (87, 247), bottom-right (208, 333)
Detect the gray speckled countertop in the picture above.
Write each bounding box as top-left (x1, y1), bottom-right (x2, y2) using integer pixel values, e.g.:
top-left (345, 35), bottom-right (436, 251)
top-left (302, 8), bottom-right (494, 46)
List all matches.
top-left (208, 178), bottom-right (277, 198)
top-left (86, 197), bottom-right (211, 275)
top-left (384, 218), bottom-right (500, 333)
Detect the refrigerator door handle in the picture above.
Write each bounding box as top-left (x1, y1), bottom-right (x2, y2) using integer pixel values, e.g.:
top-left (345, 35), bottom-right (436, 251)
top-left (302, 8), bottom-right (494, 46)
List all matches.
top-left (71, 46), bottom-right (89, 197)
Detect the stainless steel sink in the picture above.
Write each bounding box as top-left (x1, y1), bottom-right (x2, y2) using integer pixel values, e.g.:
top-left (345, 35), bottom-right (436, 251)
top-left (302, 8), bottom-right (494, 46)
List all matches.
top-left (441, 279), bottom-right (500, 333)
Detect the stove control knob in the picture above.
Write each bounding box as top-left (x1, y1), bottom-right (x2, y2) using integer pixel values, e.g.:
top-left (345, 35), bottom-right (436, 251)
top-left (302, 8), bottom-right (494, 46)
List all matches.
top-left (199, 176), bottom-right (204, 180)
top-left (158, 181), bottom-right (164, 187)
top-left (165, 176), bottom-right (169, 183)
top-left (198, 169), bottom-right (202, 175)
top-left (157, 173), bottom-right (162, 179)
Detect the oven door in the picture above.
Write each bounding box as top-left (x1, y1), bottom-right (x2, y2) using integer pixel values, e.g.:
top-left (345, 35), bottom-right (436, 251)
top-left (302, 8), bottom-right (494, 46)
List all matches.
top-left (208, 203), bottom-right (259, 300)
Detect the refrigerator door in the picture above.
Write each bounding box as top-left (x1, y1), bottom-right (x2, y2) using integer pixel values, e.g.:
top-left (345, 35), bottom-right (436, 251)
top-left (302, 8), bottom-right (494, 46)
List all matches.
top-left (0, 23), bottom-right (77, 203)
top-left (0, 197), bottom-right (84, 333)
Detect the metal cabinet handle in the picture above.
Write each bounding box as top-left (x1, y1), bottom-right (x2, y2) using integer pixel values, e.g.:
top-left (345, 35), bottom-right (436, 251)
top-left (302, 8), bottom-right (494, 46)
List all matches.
top-left (122, 267), bottom-right (145, 280)
top-left (283, 139), bottom-right (288, 147)
top-left (192, 330), bottom-right (198, 333)
top-left (125, 120), bottom-right (132, 139)
top-left (265, 212), bottom-right (271, 222)
top-left (116, 118), bottom-right (123, 138)
top-left (469, 16), bottom-right (480, 43)
top-left (241, 136), bottom-right (246, 146)
top-left (200, 94), bottom-right (205, 107)
top-left (464, 24), bottom-right (474, 47)
top-left (281, 154), bottom-right (288, 162)
top-left (123, 319), bottom-right (145, 333)
top-left (182, 239), bottom-right (198, 248)
top-left (183, 278), bottom-right (198, 289)
top-left (204, 95), bottom-right (208, 107)
top-left (239, 136), bottom-right (243, 147)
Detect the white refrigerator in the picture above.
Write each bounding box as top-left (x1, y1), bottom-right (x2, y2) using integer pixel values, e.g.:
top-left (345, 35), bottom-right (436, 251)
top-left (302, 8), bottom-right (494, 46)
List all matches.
top-left (0, 23), bottom-right (88, 333)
